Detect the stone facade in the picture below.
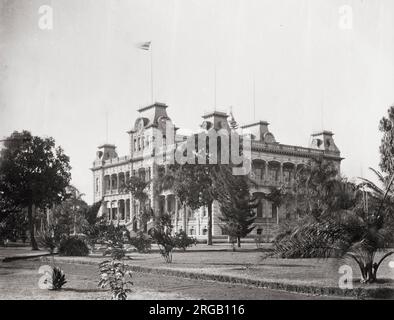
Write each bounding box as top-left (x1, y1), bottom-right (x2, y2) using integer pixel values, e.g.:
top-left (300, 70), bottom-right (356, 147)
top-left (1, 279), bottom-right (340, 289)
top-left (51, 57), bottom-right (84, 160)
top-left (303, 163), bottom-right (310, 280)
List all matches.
top-left (91, 102), bottom-right (342, 240)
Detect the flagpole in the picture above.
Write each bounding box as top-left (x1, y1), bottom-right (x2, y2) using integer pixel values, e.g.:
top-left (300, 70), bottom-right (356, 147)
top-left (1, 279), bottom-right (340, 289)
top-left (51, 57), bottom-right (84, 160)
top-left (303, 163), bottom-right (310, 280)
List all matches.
top-left (253, 74), bottom-right (256, 121)
top-left (150, 42), bottom-right (154, 104)
top-left (214, 63), bottom-right (217, 110)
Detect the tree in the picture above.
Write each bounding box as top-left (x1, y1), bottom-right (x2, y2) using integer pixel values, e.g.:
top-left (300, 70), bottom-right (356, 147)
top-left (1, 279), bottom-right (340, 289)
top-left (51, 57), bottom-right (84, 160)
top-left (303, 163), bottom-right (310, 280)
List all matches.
top-left (286, 157), bottom-right (340, 219)
top-left (159, 163), bottom-right (219, 245)
top-left (0, 131), bottom-right (71, 250)
top-left (126, 176), bottom-right (152, 231)
top-left (274, 170), bottom-right (394, 283)
top-left (379, 106), bottom-right (394, 175)
top-left (216, 165), bottom-right (256, 249)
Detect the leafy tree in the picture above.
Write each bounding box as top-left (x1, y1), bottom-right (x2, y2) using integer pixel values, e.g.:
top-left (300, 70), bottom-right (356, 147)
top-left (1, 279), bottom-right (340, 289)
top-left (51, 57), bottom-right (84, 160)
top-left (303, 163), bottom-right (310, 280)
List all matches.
top-left (379, 106), bottom-right (394, 175)
top-left (216, 165), bottom-right (256, 248)
top-left (0, 131), bottom-right (71, 250)
top-left (274, 170), bottom-right (394, 283)
top-left (285, 157), bottom-right (340, 219)
top-left (158, 163), bottom-right (219, 245)
top-left (126, 176), bottom-right (152, 231)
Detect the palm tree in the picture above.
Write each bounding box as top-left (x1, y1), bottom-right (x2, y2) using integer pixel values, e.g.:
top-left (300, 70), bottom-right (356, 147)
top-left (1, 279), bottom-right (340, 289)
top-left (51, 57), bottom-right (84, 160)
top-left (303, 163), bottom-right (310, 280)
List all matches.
top-left (274, 169), bottom-right (394, 283)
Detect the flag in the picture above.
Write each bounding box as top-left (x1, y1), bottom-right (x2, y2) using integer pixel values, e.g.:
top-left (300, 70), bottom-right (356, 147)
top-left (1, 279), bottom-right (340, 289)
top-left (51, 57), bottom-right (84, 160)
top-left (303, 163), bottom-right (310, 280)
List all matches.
top-left (136, 41), bottom-right (151, 51)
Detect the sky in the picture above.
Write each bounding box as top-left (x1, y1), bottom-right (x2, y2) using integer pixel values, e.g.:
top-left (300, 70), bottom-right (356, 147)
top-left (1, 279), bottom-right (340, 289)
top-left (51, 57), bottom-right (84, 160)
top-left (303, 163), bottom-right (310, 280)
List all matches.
top-left (1, 0), bottom-right (394, 203)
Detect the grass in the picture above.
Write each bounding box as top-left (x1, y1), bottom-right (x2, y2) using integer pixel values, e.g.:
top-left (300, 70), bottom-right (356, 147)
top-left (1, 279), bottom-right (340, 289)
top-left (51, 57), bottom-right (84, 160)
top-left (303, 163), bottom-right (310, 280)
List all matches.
top-left (45, 243), bottom-right (394, 299)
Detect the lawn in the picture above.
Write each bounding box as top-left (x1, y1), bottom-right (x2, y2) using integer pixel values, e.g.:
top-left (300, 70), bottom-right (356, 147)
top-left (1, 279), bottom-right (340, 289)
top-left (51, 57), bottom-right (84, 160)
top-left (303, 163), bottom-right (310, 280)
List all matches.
top-left (51, 243), bottom-right (394, 294)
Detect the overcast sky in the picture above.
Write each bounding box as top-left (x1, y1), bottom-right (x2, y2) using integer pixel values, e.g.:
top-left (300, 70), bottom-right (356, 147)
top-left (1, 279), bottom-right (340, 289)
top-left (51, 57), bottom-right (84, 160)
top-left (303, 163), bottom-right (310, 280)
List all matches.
top-left (1, 0), bottom-right (394, 203)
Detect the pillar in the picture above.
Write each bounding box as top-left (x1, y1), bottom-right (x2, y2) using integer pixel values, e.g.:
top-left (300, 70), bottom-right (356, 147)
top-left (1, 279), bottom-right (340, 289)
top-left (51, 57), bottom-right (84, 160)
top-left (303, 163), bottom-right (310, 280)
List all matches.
top-left (279, 163), bottom-right (283, 183)
top-left (265, 162), bottom-right (269, 183)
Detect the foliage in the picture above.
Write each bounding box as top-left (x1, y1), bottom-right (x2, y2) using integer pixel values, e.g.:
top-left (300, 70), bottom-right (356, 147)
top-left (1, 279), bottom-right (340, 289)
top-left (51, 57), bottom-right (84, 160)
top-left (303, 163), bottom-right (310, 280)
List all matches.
top-left (285, 157), bottom-right (341, 219)
top-left (173, 231), bottom-right (197, 251)
top-left (379, 106), bottom-right (394, 175)
top-left (126, 176), bottom-right (151, 231)
top-left (84, 201), bottom-right (103, 226)
top-left (0, 207), bottom-right (27, 244)
top-left (58, 236), bottom-right (89, 256)
top-left (274, 169), bottom-right (394, 283)
top-left (97, 221), bottom-right (133, 300)
top-left (129, 231), bottom-right (152, 253)
top-left (82, 201), bottom-right (107, 247)
top-left (216, 165), bottom-right (256, 248)
top-left (50, 267), bottom-right (67, 290)
top-left (37, 228), bottom-right (58, 254)
top-left (98, 259), bottom-right (133, 300)
top-left (156, 163), bottom-right (222, 246)
top-left (149, 214), bottom-right (176, 263)
top-left (49, 186), bottom-right (88, 239)
top-left (0, 131), bottom-right (71, 250)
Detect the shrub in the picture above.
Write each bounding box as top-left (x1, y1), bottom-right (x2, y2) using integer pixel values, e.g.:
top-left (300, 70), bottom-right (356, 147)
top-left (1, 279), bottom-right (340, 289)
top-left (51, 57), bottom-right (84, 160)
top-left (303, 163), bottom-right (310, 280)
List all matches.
top-left (98, 259), bottom-right (133, 300)
top-left (129, 231), bottom-right (152, 253)
top-left (98, 224), bottom-right (133, 300)
top-left (149, 214), bottom-right (176, 263)
top-left (173, 231), bottom-right (197, 251)
top-left (59, 237), bottom-right (89, 256)
top-left (51, 266), bottom-right (67, 290)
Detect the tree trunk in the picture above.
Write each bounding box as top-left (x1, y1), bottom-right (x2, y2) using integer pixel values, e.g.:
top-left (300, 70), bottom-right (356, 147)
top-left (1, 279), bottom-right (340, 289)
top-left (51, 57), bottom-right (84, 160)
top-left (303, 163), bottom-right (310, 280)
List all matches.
top-left (207, 201), bottom-right (213, 246)
top-left (237, 237), bottom-right (241, 248)
top-left (27, 204), bottom-right (38, 250)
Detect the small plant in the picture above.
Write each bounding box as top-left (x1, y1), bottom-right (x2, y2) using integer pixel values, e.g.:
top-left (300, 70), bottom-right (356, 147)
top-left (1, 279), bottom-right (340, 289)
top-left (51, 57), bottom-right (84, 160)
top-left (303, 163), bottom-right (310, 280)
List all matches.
top-left (98, 224), bottom-right (133, 300)
top-left (98, 259), bottom-right (133, 300)
top-left (174, 230), bottom-right (197, 251)
top-left (51, 266), bottom-right (67, 290)
top-left (129, 231), bottom-right (152, 253)
top-left (59, 236), bottom-right (89, 256)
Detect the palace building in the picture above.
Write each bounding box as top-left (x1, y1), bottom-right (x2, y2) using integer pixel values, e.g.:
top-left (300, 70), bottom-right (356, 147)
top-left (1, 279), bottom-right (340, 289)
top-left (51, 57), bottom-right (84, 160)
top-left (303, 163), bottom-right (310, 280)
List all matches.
top-left (91, 102), bottom-right (342, 240)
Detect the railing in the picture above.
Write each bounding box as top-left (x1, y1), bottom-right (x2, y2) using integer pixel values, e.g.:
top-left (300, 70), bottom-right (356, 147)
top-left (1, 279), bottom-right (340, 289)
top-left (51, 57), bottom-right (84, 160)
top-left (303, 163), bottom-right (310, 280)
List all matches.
top-left (251, 141), bottom-right (338, 156)
top-left (93, 155), bottom-right (131, 168)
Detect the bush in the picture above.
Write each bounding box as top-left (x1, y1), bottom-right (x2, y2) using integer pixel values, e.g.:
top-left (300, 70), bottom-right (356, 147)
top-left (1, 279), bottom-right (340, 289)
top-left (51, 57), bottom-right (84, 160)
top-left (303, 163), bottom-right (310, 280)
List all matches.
top-left (173, 231), bottom-right (197, 251)
top-left (149, 214), bottom-right (176, 263)
top-left (59, 237), bottom-right (89, 256)
top-left (51, 267), bottom-right (67, 290)
top-left (129, 231), bottom-right (152, 253)
top-left (98, 259), bottom-right (133, 300)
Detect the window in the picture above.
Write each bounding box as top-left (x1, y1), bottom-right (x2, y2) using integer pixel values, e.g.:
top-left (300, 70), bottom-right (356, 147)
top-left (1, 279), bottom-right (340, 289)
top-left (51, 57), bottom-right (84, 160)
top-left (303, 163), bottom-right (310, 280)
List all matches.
top-left (272, 203), bottom-right (278, 220)
top-left (96, 178), bottom-right (99, 192)
top-left (256, 199), bottom-right (263, 218)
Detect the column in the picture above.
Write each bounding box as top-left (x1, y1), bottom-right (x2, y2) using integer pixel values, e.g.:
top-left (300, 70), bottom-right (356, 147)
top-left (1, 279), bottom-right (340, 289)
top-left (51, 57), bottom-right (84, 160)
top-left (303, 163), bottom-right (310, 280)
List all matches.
top-left (279, 163), bottom-right (283, 183)
top-left (174, 198), bottom-right (179, 232)
top-left (117, 200), bottom-right (120, 224)
top-left (183, 205), bottom-right (187, 233)
top-left (129, 197), bottom-right (132, 222)
top-left (264, 162), bottom-right (269, 183)
top-left (164, 195), bottom-right (168, 215)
